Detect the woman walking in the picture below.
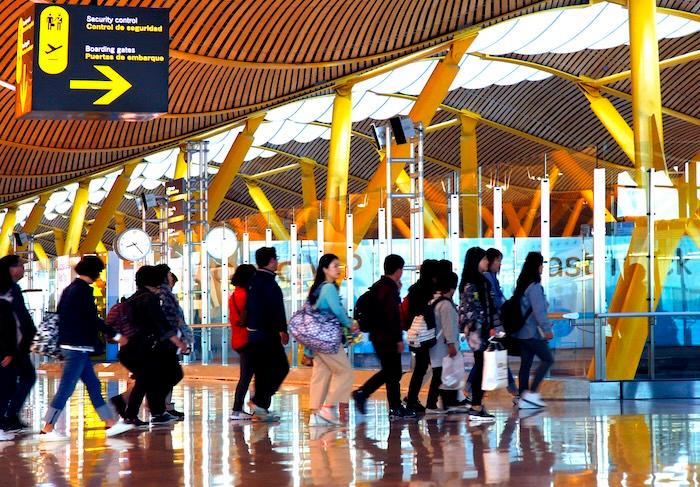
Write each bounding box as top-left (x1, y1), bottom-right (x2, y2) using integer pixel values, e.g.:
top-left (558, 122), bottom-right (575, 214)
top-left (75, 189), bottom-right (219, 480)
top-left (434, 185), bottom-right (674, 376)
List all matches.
top-left (459, 247), bottom-right (501, 422)
top-left (513, 252), bottom-right (554, 409)
top-left (308, 254), bottom-right (357, 426)
top-left (228, 264), bottom-right (257, 421)
top-left (40, 256), bottom-right (134, 440)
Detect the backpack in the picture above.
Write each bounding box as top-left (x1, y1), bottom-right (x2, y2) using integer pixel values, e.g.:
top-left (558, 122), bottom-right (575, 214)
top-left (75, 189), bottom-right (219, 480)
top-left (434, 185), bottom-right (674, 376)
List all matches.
top-left (354, 286), bottom-right (377, 333)
top-left (31, 312), bottom-right (62, 359)
top-left (407, 296), bottom-right (449, 351)
top-left (399, 295), bottom-right (411, 331)
top-left (105, 298), bottom-right (137, 338)
top-left (500, 293), bottom-right (532, 335)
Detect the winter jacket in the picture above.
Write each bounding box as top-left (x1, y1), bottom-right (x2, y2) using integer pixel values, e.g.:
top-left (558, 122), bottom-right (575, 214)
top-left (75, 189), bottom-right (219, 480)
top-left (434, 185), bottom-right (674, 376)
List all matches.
top-left (0, 293), bottom-right (18, 358)
top-left (246, 268), bottom-right (287, 338)
top-left (11, 283), bottom-right (35, 354)
top-left (127, 287), bottom-right (177, 343)
top-left (58, 278), bottom-right (117, 350)
top-left (459, 280), bottom-right (502, 352)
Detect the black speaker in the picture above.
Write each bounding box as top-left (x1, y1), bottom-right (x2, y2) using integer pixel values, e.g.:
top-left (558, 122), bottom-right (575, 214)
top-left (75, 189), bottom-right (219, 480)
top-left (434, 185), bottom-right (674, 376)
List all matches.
top-left (389, 115), bottom-right (415, 144)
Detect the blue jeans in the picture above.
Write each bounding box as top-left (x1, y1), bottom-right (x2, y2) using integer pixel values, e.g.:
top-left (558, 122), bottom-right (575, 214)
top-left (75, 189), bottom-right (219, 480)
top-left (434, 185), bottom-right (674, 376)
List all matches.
top-left (44, 350), bottom-right (114, 425)
top-left (517, 338), bottom-right (554, 394)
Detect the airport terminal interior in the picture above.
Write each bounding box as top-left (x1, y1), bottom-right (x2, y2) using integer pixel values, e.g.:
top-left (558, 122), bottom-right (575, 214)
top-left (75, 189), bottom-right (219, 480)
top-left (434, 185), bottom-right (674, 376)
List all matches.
top-left (0, 0), bottom-right (700, 485)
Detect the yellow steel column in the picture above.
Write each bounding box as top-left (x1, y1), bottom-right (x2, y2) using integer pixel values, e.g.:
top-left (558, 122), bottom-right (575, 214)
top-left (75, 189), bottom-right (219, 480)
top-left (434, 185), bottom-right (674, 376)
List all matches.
top-left (53, 229), bottom-right (65, 257)
top-left (579, 84), bottom-right (636, 164)
top-left (63, 181), bottom-right (90, 256)
top-left (395, 170), bottom-right (447, 238)
top-left (0, 208), bottom-right (17, 257)
top-left (353, 37), bottom-right (475, 243)
top-left (325, 85), bottom-right (353, 233)
top-left (460, 114), bottom-right (480, 237)
top-left (630, 0), bottom-right (665, 175)
top-left (208, 115), bottom-right (265, 223)
top-left (22, 194), bottom-right (49, 237)
top-left (562, 198), bottom-right (585, 237)
top-left (114, 213), bottom-right (126, 234)
top-left (503, 203), bottom-right (526, 238)
top-left (299, 157), bottom-right (318, 239)
top-left (174, 144), bottom-right (188, 179)
top-left (244, 179), bottom-right (290, 241)
top-left (522, 166), bottom-right (559, 236)
top-left (79, 162), bottom-right (138, 254)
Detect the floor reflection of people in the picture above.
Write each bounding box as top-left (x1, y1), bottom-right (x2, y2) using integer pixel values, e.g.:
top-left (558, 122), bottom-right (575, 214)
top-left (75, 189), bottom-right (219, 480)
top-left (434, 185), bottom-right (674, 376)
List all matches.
top-left (2, 442), bottom-right (37, 486)
top-left (307, 427), bottom-right (353, 485)
top-left (231, 424), bottom-right (291, 486)
top-left (495, 412), bottom-right (555, 485)
top-left (354, 421), bottom-right (405, 482)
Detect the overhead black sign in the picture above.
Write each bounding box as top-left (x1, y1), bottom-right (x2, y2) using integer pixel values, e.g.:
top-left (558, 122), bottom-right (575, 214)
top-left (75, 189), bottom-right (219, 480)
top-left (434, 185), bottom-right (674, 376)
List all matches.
top-left (16, 4), bottom-right (169, 120)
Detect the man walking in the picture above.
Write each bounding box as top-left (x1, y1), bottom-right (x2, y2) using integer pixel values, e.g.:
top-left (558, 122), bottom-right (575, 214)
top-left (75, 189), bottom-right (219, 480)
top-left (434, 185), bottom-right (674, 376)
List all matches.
top-left (246, 247), bottom-right (289, 421)
top-left (353, 254), bottom-right (416, 420)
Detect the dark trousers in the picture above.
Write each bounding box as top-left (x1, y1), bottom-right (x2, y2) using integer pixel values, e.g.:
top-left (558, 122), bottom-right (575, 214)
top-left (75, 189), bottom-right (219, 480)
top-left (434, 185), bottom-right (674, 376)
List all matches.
top-left (469, 351), bottom-right (485, 406)
top-left (233, 345), bottom-right (254, 412)
top-left (406, 347), bottom-right (429, 403)
top-left (0, 353), bottom-right (35, 420)
top-left (426, 366), bottom-right (457, 409)
top-left (359, 343), bottom-right (402, 410)
top-left (518, 338), bottom-right (554, 394)
top-left (123, 342), bottom-right (184, 418)
top-left (250, 339), bottom-right (289, 410)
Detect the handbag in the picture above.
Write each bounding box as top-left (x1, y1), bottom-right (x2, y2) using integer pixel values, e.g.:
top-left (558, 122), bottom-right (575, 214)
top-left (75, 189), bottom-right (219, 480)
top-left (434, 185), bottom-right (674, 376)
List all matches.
top-left (31, 312), bottom-right (63, 359)
top-left (440, 353), bottom-right (466, 390)
top-left (288, 301), bottom-right (342, 354)
top-left (482, 341), bottom-right (508, 391)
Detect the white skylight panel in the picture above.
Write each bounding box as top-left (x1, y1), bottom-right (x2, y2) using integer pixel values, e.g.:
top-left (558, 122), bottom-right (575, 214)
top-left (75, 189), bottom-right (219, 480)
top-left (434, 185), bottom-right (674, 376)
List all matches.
top-left (401, 60), bottom-right (439, 96)
top-left (127, 177), bottom-right (144, 192)
top-left (288, 96), bottom-right (333, 124)
top-left (467, 17), bottom-right (519, 54)
top-left (141, 178), bottom-right (162, 190)
top-left (244, 147), bottom-right (265, 161)
top-left (514, 11), bottom-right (567, 55)
top-left (142, 157), bottom-right (172, 180)
top-left (496, 65), bottom-right (548, 85)
top-left (463, 60), bottom-right (521, 89)
top-left (294, 124), bottom-right (329, 143)
top-left (55, 200), bottom-right (73, 214)
top-left (88, 177), bottom-right (105, 193)
top-left (371, 62), bottom-right (431, 94)
top-left (130, 162), bottom-right (147, 179)
top-left (268, 120), bottom-right (305, 145)
top-left (665, 18), bottom-right (700, 38)
top-left (144, 148), bottom-right (175, 164)
top-left (253, 119), bottom-right (285, 145)
top-left (353, 71), bottom-right (391, 93)
top-left (266, 100), bottom-right (304, 121)
top-left (351, 91), bottom-right (382, 122)
top-left (369, 97), bottom-right (413, 120)
top-left (88, 189), bottom-right (106, 204)
top-left (101, 173), bottom-right (118, 193)
top-left (656, 14), bottom-right (698, 39)
top-left (549, 4), bottom-right (618, 53)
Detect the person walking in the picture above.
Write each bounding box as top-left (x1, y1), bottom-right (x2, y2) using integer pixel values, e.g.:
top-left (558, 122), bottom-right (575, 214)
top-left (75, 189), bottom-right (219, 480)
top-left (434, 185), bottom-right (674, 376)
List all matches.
top-left (307, 254), bottom-right (357, 426)
top-left (513, 252), bottom-right (554, 409)
top-left (402, 259), bottom-right (439, 413)
top-left (459, 247), bottom-right (501, 422)
top-left (352, 254), bottom-right (416, 420)
top-left (0, 255), bottom-right (36, 434)
top-left (40, 256), bottom-right (134, 441)
top-left (228, 264), bottom-right (256, 421)
top-left (425, 271), bottom-right (461, 414)
top-left (245, 247), bottom-right (289, 421)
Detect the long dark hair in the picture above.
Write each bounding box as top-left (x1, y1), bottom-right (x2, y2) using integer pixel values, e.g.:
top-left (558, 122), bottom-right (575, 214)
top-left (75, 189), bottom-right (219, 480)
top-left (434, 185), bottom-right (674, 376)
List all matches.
top-left (308, 254), bottom-right (339, 304)
top-left (231, 264), bottom-right (256, 288)
top-left (515, 252), bottom-right (544, 295)
top-left (0, 255), bottom-right (18, 294)
top-left (459, 247), bottom-right (487, 293)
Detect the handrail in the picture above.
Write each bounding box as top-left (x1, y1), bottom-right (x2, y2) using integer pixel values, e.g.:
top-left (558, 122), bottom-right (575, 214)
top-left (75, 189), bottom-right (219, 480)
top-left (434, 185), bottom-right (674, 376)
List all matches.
top-left (190, 323), bottom-right (229, 329)
top-left (596, 311), bottom-right (700, 319)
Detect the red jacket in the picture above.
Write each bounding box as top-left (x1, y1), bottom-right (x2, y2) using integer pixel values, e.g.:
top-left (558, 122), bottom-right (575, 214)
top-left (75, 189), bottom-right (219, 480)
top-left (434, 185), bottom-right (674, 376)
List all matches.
top-left (229, 287), bottom-right (248, 351)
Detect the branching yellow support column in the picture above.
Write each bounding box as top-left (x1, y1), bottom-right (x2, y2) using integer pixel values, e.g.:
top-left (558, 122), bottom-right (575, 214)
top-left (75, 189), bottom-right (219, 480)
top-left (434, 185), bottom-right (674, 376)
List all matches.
top-left (244, 179), bottom-right (290, 241)
top-left (353, 36), bottom-right (475, 243)
top-left (208, 115), bottom-right (265, 223)
top-left (325, 85), bottom-right (352, 234)
top-left (80, 162), bottom-right (137, 254)
top-left (503, 203), bottom-right (526, 238)
top-left (522, 166), bottom-right (559, 235)
top-left (299, 157), bottom-right (319, 239)
top-left (395, 170), bottom-right (447, 238)
top-left (562, 198), bottom-right (585, 237)
top-left (53, 229), bottom-right (65, 257)
top-left (579, 84), bottom-right (635, 164)
top-left (63, 181), bottom-right (89, 256)
top-left (20, 194), bottom-right (50, 261)
top-left (0, 208), bottom-right (17, 257)
top-left (114, 213), bottom-right (126, 234)
top-left (460, 114), bottom-right (480, 237)
top-left (174, 144), bottom-right (188, 179)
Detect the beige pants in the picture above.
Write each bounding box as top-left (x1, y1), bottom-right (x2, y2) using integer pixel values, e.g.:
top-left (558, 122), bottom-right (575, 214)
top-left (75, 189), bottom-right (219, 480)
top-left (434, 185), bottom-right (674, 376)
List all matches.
top-left (309, 347), bottom-right (353, 410)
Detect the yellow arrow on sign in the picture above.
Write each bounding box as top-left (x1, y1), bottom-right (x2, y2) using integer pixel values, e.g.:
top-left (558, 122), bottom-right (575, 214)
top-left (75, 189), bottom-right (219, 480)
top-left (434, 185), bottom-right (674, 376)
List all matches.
top-left (69, 65), bottom-right (132, 105)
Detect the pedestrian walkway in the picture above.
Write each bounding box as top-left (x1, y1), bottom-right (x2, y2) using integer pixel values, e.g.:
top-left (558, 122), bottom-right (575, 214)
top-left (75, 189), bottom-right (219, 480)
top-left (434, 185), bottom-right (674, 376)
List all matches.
top-left (1, 374), bottom-right (698, 486)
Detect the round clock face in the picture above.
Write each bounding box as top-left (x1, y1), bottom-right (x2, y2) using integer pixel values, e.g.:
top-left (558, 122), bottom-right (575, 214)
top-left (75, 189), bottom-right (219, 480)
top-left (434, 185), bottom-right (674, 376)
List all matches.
top-left (205, 227), bottom-right (237, 260)
top-left (115, 228), bottom-right (152, 262)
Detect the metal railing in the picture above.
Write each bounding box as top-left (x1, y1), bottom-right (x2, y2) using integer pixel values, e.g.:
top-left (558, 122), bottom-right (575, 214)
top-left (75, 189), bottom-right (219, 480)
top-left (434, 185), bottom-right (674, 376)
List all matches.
top-left (593, 311), bottom-right (700, 381)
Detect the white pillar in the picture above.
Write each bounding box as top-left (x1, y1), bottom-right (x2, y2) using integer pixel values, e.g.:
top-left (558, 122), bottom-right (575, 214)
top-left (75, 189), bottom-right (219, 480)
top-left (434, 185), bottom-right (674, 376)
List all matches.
top-left (493, 186), bottom-right (503, 252)
top-left (540, 177), bottom-right (550, 293)
top-left (449, 193), bottom-right (460, 272)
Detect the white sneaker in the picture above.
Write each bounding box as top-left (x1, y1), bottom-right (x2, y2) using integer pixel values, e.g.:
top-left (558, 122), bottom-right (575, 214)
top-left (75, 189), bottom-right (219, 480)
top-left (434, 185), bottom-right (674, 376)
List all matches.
top-left (520, 390), bottom-right (546, 408)
top-left (229, 411), bottom-right (253, 421)
top-left (318, 407), bottom-right (341, 425)
top-left (0, 430), bottom-right (14, 441)
top-left (106, 419), bottom-right (135, 437)
top-left (309, 412), bottom-right (339, 427)
top-left (39, 430), bottom-right (69, 442)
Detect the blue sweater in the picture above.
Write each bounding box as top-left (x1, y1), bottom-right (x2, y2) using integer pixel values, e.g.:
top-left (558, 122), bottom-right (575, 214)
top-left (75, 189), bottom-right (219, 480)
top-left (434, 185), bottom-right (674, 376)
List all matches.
top-left (314, 282), bottom-right (352, 328)
top-left (514, 282), bottom-right (552, 340)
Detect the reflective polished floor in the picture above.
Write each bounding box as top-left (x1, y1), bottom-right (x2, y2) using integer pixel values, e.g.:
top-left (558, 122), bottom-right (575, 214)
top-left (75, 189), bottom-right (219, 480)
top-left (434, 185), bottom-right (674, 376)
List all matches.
top-left (2, 375), bottom-right (700, 486)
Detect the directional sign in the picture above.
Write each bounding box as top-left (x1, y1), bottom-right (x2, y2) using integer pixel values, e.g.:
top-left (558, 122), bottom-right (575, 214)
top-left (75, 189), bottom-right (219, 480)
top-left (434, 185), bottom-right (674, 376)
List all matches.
top-left (16, 4), bottom-right (169, 120)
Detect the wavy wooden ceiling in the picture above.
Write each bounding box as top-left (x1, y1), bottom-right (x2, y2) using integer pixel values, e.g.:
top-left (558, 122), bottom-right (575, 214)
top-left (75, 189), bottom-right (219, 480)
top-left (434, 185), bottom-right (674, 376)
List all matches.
top-left (2, 0), bottom-right (699, 252)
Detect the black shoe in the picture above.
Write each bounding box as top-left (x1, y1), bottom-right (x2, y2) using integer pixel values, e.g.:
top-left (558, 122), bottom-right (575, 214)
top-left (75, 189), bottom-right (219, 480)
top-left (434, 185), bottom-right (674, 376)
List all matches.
top-left (389, 406), bottom-right (418, 420)
top-left (110, 395), bottom-right (127, 418)
top-left (150, 413), bottom-right (177, 425)
top-left (3, 416), bottom-right (29, 433)
top-left (467, 407), bottom-right (495, 422)
top-left (352, 390), bottom-right (367, 415)
top-left (166, 409), bottom-right (185, 420)
top-left (403, 398), bottom-right (426, 413)
top-left (124, 417), bottom-right (149, 429)
top-left (456, 396), bottom-right (472, 407)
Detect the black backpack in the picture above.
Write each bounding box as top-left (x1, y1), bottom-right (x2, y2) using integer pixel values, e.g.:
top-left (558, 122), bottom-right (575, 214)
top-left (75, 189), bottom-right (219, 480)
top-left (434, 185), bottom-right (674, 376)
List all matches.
top-left (354, 286), bottom-right (377, 333)
top-left (500, 293), bottom-right (532, 335)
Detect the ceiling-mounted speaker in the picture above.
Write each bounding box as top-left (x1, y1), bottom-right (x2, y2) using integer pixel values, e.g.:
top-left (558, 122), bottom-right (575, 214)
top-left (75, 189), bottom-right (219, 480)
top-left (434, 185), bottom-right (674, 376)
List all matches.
top-left (389, 115), bottom-right (415, 145)
top-left (371, 123), bottom-right (386, 149)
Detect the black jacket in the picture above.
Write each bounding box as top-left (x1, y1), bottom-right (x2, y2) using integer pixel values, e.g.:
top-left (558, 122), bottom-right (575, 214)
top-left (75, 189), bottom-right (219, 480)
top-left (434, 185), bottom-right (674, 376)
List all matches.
top-left (369, 276), bottom-right (402, 348)
top-left (11, 283), bottom-right (36, 354)
top-left (58, 278), bottom-right (116, 348)
top-left (245, 268), bottom-right (287, 337)
top-left (0, 296), bottom-right (17, 358)
top-left (127, 288), bottom-right (176, 342)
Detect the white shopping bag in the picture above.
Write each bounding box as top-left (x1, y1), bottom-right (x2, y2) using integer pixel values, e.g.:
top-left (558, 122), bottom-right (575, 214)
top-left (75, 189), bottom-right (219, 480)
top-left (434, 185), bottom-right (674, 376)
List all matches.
top-left (482, 347), bottom-right (508, 391)
top-left (440, 354), bottom-right (466, 390)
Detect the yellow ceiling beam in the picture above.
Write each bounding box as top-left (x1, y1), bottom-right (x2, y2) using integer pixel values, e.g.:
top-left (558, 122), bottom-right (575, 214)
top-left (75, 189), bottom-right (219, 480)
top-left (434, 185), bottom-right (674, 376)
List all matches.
top-left (21, 193), bottom-right (50, 235)
top-left (63, 181), bottom-right (89, 256)
top-left (593, 50), bottom-right (700, 86)
top-left (0, 208), bottom-right (17, 257)
top-left (243, 179), bottom-right (290, 241)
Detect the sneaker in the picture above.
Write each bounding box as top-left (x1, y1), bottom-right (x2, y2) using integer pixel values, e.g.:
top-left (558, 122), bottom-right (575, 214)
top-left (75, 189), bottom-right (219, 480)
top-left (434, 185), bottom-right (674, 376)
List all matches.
top-left (0, 430), bottom-right (14, 441)
top-left (456, 396), bottom-right (472, 407)
top-left (248, 402), bottom-right (280, 423)
top-left (110, 395), bottom-right (127, 418)
top-left (467, 407), bottom-right (496, 422)
top-left (106, 419), bottom-right (135, 437)
top-left (520, 391), bottom-right (546, 408)
top-left (518, 408), bottom-right (545, 426)
top-left (229, 410), bottom-right (254, 421)
top-left (3, 416), bottom-right (29, 433)
top-left (309, 412), bottom-right (340, 426)
top-left (167, 409), bottom-right (185, 420)
top-left (150, 414), bottom-right (177, 426)
top-left (39, 430), bottom-right (68, 442)
top-left (317, 407), bottom-right (341, 425)
top-left (352, 390), bottom-right (367, 415)
top-left (424, 408), bottom-right (447, 415)
top-left (124, 417), bottom-right (150, 429)
top-left (446, 405), bottom-right (469, 414)
top-left (403, 398), bottom-right (426, 413)
top-left (388, 406), bottom-right (418, 421)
